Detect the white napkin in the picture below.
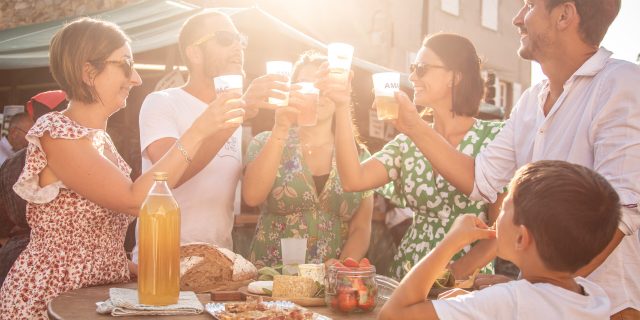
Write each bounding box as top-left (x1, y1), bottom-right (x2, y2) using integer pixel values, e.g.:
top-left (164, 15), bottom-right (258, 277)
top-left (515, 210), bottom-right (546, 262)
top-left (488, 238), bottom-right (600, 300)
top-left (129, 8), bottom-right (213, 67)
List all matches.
top-left (96, 288), bottom-right (204, 316)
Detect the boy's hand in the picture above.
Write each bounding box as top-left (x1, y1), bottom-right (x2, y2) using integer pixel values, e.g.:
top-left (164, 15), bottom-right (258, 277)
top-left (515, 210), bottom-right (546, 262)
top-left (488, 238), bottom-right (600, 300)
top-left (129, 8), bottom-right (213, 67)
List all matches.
top-left (443, 214), bottom-right (496, 250)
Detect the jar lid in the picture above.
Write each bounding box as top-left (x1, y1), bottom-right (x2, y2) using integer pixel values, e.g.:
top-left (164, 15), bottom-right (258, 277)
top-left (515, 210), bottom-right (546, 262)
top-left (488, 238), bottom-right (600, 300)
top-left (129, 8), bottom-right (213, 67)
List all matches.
top-left (328, 265), bottom-right (376, 275)
top-left (153, 172), bottom-right (169, 181)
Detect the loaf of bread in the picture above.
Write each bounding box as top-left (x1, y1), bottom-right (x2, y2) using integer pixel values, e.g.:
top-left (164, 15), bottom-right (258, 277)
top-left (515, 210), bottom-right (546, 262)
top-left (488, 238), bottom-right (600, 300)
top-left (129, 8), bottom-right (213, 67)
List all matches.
top-left (180, 242), bottom-right (257, 292)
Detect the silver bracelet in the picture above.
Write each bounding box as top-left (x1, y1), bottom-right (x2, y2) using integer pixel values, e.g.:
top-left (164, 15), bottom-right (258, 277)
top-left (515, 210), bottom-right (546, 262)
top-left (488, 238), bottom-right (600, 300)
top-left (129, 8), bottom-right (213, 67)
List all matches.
top-left (176, 140), bottom-right (192, 164)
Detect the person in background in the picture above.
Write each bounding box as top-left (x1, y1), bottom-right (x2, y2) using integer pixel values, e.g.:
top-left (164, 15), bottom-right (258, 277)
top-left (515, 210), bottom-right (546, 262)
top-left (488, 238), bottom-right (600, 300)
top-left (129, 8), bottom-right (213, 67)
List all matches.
top-left (387, 1), bottom-right (639, 317)
top-left (380, 160), bottom-right (619, 320)
top-left (243, 51), bottom-right (373, 267)
top-left (0, 91), bottom-right (68, 287)
top-left (25, 90), bottom-right (69, 121)
top-left (326, 33), bottom-right (504, 280)
top-left (0, 113), bottom-right (33, 165)
top-left (133, 10), bottom-right (288, 261)
top-left (0, 17), bottom-right (243, 319)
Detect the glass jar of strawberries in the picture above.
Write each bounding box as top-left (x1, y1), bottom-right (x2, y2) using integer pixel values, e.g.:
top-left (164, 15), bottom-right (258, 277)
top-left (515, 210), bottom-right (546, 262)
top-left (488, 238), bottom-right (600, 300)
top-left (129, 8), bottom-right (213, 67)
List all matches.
top-left (325, 258), bottom-right (378, 313)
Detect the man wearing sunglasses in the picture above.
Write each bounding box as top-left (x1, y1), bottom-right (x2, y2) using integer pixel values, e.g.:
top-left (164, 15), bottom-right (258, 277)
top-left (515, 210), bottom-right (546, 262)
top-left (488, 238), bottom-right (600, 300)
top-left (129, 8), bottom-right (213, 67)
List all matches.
top-left (390, 0), bottom-right (640, 318)
top-left (134, 11), bottom-right (289, 261)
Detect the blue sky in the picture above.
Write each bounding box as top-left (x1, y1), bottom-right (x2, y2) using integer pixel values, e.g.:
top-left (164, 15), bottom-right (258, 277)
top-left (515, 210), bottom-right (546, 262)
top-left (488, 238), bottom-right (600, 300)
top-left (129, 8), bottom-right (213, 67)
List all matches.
top-left (531, 0), bottom-right (639, 83)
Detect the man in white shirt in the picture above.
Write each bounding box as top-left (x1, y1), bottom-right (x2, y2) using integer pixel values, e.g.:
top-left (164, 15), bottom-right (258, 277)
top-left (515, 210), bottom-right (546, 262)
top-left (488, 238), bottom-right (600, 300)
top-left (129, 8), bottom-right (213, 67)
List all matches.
top-left (134, 11), bottom-right (289, 260)
top-left (380, 161), bottom-right (618, 320)
top-left (0, 113), bottom-right (33, 165)
top-left (389, 0), bottom-right (639, 317)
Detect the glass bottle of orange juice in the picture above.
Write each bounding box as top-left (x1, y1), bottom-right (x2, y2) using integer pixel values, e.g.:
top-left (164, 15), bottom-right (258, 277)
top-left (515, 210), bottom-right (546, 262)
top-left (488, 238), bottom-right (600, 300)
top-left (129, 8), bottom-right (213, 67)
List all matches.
top-left (138, 172), bottom-right (181, 305)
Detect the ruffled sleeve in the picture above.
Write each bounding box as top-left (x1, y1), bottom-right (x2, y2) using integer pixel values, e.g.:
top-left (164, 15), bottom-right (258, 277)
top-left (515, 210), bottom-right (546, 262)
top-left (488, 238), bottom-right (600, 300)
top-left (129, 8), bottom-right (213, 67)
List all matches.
top-left (12, 112), bottom-right (99, 204)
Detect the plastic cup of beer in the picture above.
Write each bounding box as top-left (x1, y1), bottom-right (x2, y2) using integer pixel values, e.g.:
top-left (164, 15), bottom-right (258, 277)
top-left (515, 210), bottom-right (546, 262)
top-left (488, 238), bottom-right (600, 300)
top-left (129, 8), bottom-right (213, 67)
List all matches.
top-left (213, 75), bottom-right (244, 124)
top-left (372, 72), bottom-right (400, 120)
top-left (266, 61), bottom-right (293, 107)
top-left (327, 43), bottom-right (354, 84)
top-left (281, 238), bottom-right (307, 275)
top-left (295, 82), bottom-right (320, 127)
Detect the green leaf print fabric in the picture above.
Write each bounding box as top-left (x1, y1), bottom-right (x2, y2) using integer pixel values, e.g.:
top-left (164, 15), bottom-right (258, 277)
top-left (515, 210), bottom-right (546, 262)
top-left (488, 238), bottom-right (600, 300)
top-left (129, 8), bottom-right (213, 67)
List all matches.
top-left (373, 119), bottom-right (504, 279)
top-left (245, 129), bottom-right (372, 267)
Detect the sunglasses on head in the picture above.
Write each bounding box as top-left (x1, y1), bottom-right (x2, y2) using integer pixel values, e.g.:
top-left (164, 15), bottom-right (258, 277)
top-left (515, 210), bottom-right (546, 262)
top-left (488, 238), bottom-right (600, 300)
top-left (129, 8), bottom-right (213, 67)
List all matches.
top-left (91, 58), bottom-right (135, 78)
top-left (409, 63), bottom-right (448, 78)
top-left (191, 30), bottom-right (248, 48)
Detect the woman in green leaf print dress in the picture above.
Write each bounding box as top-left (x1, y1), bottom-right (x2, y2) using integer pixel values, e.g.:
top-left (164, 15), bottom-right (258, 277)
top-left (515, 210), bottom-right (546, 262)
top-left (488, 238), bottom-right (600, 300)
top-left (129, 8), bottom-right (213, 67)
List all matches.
top-left (321, 33), bottom-right (505, 280)
top-left (243, 51), bottom-right (373, 268)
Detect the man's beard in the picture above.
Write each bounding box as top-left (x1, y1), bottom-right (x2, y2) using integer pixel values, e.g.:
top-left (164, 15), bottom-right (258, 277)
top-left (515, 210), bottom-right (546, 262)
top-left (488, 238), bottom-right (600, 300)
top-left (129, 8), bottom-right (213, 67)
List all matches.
top-left (517, 28), bottom-right (552, 62)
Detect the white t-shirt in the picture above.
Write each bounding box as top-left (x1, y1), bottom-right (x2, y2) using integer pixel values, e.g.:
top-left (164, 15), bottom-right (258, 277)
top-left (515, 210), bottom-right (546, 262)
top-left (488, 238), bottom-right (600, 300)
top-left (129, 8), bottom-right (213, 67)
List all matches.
top-left (0, 136), bottom-right (13, 165)
top-left (133, 88), bottom-right (242, 262)
top-left (432, 277), bottom-right (610, 320)
top-left (471, 48), bottom-right (640, 314)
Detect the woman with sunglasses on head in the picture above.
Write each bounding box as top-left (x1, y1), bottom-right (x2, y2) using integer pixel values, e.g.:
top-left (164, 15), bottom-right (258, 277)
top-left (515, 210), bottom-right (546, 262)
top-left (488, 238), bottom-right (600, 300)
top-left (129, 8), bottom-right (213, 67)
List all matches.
top-left (0, 18), bottom-right (244, 319)
top-left (243, 51), bottom-right (373, 268)
top-left (322, 33), bottom-right (505, 280)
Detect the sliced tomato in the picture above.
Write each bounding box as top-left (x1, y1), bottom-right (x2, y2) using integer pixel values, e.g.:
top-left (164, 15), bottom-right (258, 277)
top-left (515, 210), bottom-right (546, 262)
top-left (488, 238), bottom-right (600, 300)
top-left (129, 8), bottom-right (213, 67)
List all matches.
top-left (358, 294), bottom-right (376, 311)
top-left (350, 277), bottom-right (366, 291)
top-left (330, 295), bottom-right (340, 310)
top-left (343, 257), bottom-right (359, 268)
top-left (337, 290), bottom-right (358, 313)
top-left (357, 287), bottom-right (369, 305)
top-left (332, 261), bottom-right (348, 271)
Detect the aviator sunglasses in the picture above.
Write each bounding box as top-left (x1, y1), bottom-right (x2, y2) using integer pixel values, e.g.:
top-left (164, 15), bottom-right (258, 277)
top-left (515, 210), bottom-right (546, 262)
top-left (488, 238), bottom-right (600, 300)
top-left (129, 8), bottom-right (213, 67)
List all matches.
top-left (409, 63), bottom-right (448, 78)
top-left (191, 30), bottom-right (248, 48)
top-left (90, 58), bottom-right (135, 78)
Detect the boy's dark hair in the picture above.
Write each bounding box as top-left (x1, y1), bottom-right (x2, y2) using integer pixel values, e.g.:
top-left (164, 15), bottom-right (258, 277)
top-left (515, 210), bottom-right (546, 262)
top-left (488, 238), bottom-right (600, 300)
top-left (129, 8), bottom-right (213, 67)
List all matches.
top-left (509, 160), bottom-right (620, 273)
top-left (545, 0), bottom-right (620, 46)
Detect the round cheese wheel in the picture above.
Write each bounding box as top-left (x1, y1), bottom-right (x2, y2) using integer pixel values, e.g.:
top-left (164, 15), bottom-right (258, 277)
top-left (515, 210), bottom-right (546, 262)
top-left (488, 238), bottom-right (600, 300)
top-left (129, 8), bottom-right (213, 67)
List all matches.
top-left (248, 281), bottom-right (274, 295)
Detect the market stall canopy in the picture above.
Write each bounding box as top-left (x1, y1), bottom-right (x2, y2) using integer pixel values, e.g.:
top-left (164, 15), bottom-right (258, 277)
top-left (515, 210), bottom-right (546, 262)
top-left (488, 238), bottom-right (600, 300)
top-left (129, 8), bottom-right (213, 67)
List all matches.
top-left (0, 0), bottom-right (502, 117)
top-left (0, 1), bottom-right (393, 73)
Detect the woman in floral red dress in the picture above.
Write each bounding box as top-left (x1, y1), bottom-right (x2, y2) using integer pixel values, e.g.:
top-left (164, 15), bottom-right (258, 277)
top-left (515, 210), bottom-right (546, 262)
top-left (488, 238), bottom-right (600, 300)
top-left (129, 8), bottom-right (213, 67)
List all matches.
top-left (0, 18), bottom-right (245, 319)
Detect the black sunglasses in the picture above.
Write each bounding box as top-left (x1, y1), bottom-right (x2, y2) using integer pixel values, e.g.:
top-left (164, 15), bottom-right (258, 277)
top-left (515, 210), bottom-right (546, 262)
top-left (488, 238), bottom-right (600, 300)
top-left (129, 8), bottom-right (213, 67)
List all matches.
top-left (191, 30), bottom-right (248, 48)
top-left (91, 58), bottom-right (135, 78)
top-left (409, 63), bottom-right (448, 78)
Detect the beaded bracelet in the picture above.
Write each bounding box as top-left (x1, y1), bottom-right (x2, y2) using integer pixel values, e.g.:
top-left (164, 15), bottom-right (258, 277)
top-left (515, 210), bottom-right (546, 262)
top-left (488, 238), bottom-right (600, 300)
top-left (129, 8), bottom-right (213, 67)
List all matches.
top-left (176, 140), bottom-right (193, 164)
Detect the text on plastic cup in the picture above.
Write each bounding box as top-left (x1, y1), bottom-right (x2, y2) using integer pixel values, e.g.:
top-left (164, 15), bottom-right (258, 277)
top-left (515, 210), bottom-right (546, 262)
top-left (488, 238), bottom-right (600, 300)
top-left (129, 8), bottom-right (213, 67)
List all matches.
top-left (213, 75), bottom-right (243, 94)
top-left (327, 43), bottom-right (354, 82)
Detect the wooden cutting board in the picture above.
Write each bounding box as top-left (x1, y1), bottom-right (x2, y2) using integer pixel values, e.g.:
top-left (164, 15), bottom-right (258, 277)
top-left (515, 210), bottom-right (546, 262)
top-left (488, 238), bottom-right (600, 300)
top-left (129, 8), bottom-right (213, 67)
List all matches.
top-left (210, 290), bottom-right (246, 301)
top-left (237, 286), bottom-right (326, 307)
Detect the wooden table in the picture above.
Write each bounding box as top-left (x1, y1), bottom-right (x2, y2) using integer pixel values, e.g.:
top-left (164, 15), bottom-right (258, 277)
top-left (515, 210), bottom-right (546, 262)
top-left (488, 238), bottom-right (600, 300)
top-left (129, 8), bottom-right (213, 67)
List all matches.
top-left (48, 283), bottom-right (380, 320)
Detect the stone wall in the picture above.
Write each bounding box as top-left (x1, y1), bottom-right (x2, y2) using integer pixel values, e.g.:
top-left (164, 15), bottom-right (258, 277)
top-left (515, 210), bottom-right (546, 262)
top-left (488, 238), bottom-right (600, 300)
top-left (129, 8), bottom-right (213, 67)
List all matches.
top-left (0, 0), bottom-right (129, 30)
